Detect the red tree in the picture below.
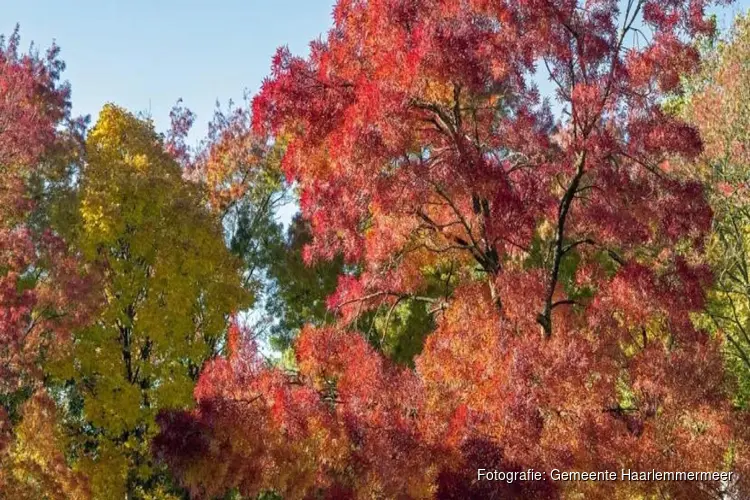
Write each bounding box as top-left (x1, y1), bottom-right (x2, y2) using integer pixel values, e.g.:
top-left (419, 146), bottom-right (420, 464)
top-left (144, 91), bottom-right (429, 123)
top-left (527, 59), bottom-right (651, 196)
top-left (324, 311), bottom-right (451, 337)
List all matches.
top-left (0, 29), bottom-right (97, 496)
top-left (158, 1), bottom-right (746, 498)
top-left (0, 27), bottom-right (94, 395)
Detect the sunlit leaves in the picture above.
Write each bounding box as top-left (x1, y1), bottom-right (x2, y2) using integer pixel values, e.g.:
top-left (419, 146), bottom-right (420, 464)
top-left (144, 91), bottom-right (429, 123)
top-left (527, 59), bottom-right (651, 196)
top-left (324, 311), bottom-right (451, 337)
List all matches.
top-left (0, 27), bottom-right (94, 394)
top-left (61, 104), bottom-right (251, 498)
top-left (0, 391), bottom-right (89, 499)
top-left (159, 0), bottom-right (745, 497)
top-left (679, 13), bottom-right (750, 493)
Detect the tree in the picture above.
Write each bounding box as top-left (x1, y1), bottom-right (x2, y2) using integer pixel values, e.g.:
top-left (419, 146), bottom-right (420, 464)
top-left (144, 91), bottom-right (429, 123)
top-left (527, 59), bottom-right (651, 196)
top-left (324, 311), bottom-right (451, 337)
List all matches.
top-left (259, 214), bottom-right (344, 352)
top-left (53, 104), bottom-right (251, 499)
top-left (0, 391), bottom-right (89, 500)
top-left (677, 13), bottom-right (750, 494)
top-left (680, 13), bottom-right (750, 406)
top-left (155, 323), bottom-right (443, 499)
top-left (159, 0), bottom-right (748, 498)
top-left (188, 101), bottom-right (428, 362)
top-left (178, 99), bottom-right (296, 346)
top-left (0, 26), bottom-right (93, 399)
top-left (0, 28), bottom-right (96, 498)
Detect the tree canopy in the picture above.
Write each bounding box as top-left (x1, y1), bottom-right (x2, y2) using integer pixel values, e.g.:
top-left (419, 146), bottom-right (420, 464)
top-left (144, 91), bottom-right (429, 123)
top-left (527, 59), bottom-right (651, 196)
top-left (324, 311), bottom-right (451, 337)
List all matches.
top-left (53, 104), bottom-right (251, 498)
top-left (157, 0), bottom-right (749, 498)
top-left (3, 1), bottom-right (750, 499)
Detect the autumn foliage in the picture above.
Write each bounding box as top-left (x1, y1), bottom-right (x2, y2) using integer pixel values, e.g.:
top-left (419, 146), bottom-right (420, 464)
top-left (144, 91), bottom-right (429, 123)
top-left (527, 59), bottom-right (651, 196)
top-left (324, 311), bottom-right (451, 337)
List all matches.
top-left (0, 27), bottom-right (93, 393)
top-left (153, 0), bottom-right (750, 498)
top-left (679, 12), bottom-right (750, 496)
top-left (0, 27), bottom-right (96, 498)
top-left (4, 0), bottom-right (750, 499)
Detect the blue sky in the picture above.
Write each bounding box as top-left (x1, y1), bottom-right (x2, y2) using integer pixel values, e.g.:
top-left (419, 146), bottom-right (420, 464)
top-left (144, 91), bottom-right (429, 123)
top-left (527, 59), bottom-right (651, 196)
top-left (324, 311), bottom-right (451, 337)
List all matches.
top-left (1, 0), bottom-right (336, 144)
top-left (2, 0), bottom-right (748, 144)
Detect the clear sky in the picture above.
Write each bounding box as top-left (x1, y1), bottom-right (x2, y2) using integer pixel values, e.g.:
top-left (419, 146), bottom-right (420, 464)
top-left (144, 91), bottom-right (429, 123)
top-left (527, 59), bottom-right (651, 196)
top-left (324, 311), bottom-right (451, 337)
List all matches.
top-left (1, 0), bottom-right (748, 143)
top-left (1, 0), bottom-right (336, 144)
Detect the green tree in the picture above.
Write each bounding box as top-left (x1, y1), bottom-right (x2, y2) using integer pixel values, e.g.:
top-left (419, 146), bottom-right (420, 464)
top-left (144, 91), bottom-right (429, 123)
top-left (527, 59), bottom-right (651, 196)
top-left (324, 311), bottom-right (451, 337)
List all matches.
top-left (256, 214), bottom-right (343, 352)
top-left (250, 210), bottom-right (439, 366)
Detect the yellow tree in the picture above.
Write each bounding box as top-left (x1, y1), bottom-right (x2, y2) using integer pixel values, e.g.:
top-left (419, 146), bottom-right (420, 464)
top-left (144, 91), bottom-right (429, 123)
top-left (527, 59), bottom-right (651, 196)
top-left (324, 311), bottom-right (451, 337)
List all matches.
top-left (0, 392), bottom-right (89, 500)
top-left (55, 104), bottom-right (251, 499)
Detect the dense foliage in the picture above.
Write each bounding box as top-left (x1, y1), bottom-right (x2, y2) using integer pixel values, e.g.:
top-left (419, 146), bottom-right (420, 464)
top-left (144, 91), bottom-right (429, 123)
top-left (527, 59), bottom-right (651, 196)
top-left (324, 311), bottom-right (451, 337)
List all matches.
top-left (0, 27), bottom-right (95, 498)
top-left (158, 0), bottom-right (750, 497)
top-left (680, 13), bottom-right (750, 410)
top-left (3, 1), bottom-right (750, 499)
top-left (53, 104), bottom-right (250, 498)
